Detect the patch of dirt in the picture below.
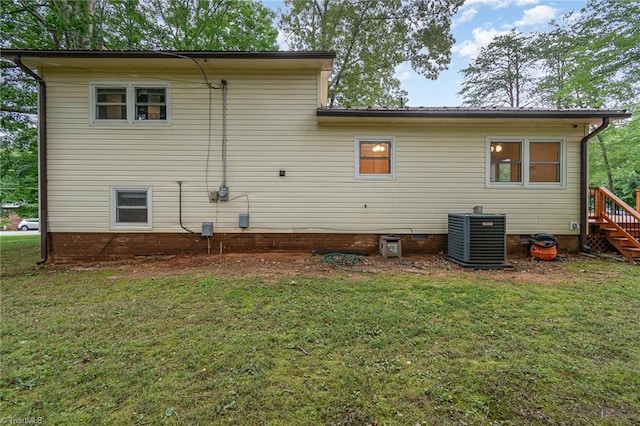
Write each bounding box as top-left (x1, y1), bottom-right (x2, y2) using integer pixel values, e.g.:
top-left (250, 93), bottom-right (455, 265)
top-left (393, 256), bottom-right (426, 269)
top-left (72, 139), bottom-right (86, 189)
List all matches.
top-left (48, 251), bottom-right (600, 284)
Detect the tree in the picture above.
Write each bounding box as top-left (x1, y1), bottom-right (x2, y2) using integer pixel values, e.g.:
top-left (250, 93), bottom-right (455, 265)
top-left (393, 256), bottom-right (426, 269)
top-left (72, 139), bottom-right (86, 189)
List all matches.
top-left (589, 113), bottom-right (640, 205)
top-left (532, 0), bottom-right (639, 197)
top-left (0, 60), bottom-right (39, 217)
top-left (150, 0), bottom-right (278, 50)
top-left (280, 0), bottom-right (463, 107)
top-left (458, 30), bottom-right (537, 107)
top-left (562, 0), bottom-right (640, 109)
top-left (0, 122), bottom-right (39, 217)
top-left (2, 0), bottom-right (105, 49)
top-left (532, 21), bottom-right (582, 109)
top-left (2, 0), bottom-right (279, 52)
top-left (96, 0), bottom-right (165, 50)
top-left (533, 0), bottom-right (639, 110)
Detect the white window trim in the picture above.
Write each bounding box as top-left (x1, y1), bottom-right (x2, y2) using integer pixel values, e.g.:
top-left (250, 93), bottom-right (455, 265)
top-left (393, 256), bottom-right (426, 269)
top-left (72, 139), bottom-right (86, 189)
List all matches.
top-left (90, 82), bottom-right (171, 125)
top-left (109, 186), bottom-right (153, 230)
top-left (486, 136), bottom-right (566, 188)
top-left (354, 136), bottom-right (397, 180)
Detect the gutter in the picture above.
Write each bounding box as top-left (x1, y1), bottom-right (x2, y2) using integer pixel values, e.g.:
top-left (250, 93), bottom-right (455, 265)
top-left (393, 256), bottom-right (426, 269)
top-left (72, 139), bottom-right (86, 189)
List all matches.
top-left (13, 57), bottom-right (48, 264)
top-left (580, 117), bottom-right (610, 252)
top-left (1, 49), bottom-right (337, 61)
top-left (317, 107), bottom-right (631, 120)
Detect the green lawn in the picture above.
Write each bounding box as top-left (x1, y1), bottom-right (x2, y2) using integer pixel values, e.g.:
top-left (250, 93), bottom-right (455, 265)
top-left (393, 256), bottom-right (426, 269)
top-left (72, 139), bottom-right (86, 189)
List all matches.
top-left (0, 233), bottom-right (41, 276)
top-left (1, 238), bottom-right (639, 424)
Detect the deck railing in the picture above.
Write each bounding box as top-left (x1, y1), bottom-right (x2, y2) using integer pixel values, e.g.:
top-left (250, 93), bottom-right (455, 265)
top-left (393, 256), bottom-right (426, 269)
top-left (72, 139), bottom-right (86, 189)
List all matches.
top-left (589, 186), bottom-right (640, 238)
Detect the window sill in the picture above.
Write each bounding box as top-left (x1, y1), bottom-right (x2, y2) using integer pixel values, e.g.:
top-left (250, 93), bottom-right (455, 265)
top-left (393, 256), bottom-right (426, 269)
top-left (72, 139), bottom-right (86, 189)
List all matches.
top-left (110, 224), bottom-right (153, 231)
top-left (89, 120), bottom-right (171, 127)
top-left (355, 174), bottom-right (396, 181)
top-left (487, 183), bottom-right (565, 189)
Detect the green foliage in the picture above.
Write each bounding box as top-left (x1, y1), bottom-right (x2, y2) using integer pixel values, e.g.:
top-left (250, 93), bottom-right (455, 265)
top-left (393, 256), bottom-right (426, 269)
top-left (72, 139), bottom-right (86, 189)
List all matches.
top-left (532, 21), bottom-right (582, 108)
top-left (151, 0), bottom-right (278, 50)
top-left (2, 0), bottom-right (105, 49)
top-left (461, 0), bottom-right (639, 111)
top-left (570, 0), bottom-right (640, 204)
top-left (1, 0), bottom-right (279, 51)
top-left (563, 0), bottom-right (640, 109)
top-left (590, 113), bottom-right (640, 205)
top-left (531, 0), bottom-right (639, 110)
top-left (0, 63), bottom-right (38, 210)
top-left (0, 63), bottom-right (37, 115)
top-left (280, 0), bottom-right (463, 107)
top-left (458, 29), bottom-right (537, 107)
top-left (94, 0), bottom-right (165, 50)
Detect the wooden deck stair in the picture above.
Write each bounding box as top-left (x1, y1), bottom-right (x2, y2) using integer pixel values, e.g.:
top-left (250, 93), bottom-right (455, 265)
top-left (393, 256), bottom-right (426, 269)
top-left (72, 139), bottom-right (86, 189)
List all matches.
top-left (589, 186), bottom-right (640, 264)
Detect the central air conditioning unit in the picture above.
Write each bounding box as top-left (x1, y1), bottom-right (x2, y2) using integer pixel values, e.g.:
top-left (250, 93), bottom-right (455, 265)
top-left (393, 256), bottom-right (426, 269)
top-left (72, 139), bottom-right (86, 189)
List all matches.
top-left (448, 213), bottom-right (510, 268)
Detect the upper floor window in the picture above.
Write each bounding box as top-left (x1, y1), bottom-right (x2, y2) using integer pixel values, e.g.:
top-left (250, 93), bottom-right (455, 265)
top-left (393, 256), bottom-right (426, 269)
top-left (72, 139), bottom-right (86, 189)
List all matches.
top-left (96, 87), bottom-right (127, 120)
top-left (135, 88), bottom-right (167, 120)
top-left (487, 137), bottom-right (564, 187)
top-left (91, 83), bottom-right (169, 124)
top-left (355, 137), bottom-right (396, 179)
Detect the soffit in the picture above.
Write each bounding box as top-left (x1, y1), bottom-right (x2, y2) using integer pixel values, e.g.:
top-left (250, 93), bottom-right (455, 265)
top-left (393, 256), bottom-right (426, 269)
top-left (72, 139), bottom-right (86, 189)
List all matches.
top-left (2, 50), bottom-right (335, 72)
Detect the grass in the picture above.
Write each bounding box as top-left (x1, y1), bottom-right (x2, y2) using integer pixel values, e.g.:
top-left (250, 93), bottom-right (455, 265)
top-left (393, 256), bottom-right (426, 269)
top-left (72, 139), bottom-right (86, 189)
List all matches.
top-left (0, 234), bottom-right (41, 276)
top-left (1, 238), bottom-right (639, 424)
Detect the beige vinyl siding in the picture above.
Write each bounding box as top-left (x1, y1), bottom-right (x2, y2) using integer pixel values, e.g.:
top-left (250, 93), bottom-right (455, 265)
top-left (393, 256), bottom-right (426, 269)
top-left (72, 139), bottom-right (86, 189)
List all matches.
top-left (43, 67), bottom-right (584, 236)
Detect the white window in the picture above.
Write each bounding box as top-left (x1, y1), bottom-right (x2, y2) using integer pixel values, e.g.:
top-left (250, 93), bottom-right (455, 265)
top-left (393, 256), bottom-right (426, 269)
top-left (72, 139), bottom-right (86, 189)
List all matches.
top-left (110, 186), bottom-right (152, 229)
top-left (354, 136), bottom-right (396, 179)
top-left (91, 83), bottom-right (169, 124)
top-left (95, 87), bottom-right (127, 120)
top-left (487, 137), bottom-right (565, 187)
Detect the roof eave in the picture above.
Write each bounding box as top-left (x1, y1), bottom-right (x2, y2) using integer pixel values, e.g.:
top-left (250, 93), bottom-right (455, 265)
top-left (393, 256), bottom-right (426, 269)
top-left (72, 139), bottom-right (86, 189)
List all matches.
top-left (0, 49), bottom-right (336, 60)
top-left (316, 108), bottom-right (632, 123)
top-left (1, 49), bottom-right (336, 72)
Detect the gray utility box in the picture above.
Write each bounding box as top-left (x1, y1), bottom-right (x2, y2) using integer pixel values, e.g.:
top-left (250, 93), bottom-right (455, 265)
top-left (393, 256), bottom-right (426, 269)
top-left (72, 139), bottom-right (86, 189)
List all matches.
top-left (201, 222), bottom-right (214, 237)
top-left (239, 214), bottom-right (250, 229)
top-left (448, 213), bottom-right (506, 264)
top-left (379, 235), bottom-right (402, 258)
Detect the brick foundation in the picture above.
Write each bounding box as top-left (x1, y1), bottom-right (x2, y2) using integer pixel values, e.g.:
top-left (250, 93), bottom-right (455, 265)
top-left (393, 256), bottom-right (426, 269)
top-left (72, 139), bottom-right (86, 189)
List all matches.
top-left (47, 232), bottom-right (581, 262)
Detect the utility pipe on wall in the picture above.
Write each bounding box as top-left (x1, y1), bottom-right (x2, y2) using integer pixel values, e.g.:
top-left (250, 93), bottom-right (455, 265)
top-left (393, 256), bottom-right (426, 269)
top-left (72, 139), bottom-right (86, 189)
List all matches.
top-left (218, 80), bottom-right (229, 201)
top-left (580, 117), bottom-right (610, 252)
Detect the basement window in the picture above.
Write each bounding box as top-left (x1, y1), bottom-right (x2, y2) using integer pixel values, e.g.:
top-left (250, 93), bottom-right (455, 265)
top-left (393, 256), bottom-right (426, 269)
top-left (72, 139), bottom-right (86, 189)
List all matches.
top-left (487, 137), bottom-right (564, 187)
top-left (91, 83), bottom-right (169, 124)
top-left (110, 186), bottom-right (152, 229)
top-left (355, 137), bottom-right (396, 179)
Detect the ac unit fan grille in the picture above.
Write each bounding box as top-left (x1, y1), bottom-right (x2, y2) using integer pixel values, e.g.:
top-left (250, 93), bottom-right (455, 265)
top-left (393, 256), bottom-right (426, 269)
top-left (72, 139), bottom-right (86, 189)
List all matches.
top-left (448, 213), bottom-right (506, 264)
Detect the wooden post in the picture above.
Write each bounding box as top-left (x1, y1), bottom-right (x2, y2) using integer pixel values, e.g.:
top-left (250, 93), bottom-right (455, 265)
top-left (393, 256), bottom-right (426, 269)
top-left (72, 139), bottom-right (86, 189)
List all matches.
top-left (636, 187), bottom-right (640, 212)
top-left (593, 187), bottom-right (604, 219)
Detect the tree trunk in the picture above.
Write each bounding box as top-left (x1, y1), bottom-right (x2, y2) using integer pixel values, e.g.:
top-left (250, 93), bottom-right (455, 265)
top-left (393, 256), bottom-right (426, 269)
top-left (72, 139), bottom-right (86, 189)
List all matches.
top-left (596, 134), bottom-right (614, 191)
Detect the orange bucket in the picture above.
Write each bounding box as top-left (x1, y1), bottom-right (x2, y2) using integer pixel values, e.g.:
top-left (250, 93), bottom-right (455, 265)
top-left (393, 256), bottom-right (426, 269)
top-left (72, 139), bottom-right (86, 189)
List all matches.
top-left (530, 244), bottom-right (557, 261)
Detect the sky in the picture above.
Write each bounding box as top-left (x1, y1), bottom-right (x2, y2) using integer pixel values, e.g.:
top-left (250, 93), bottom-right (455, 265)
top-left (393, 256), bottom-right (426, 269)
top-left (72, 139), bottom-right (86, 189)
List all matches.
top-left (265, 0), bottom-right (589, 106)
